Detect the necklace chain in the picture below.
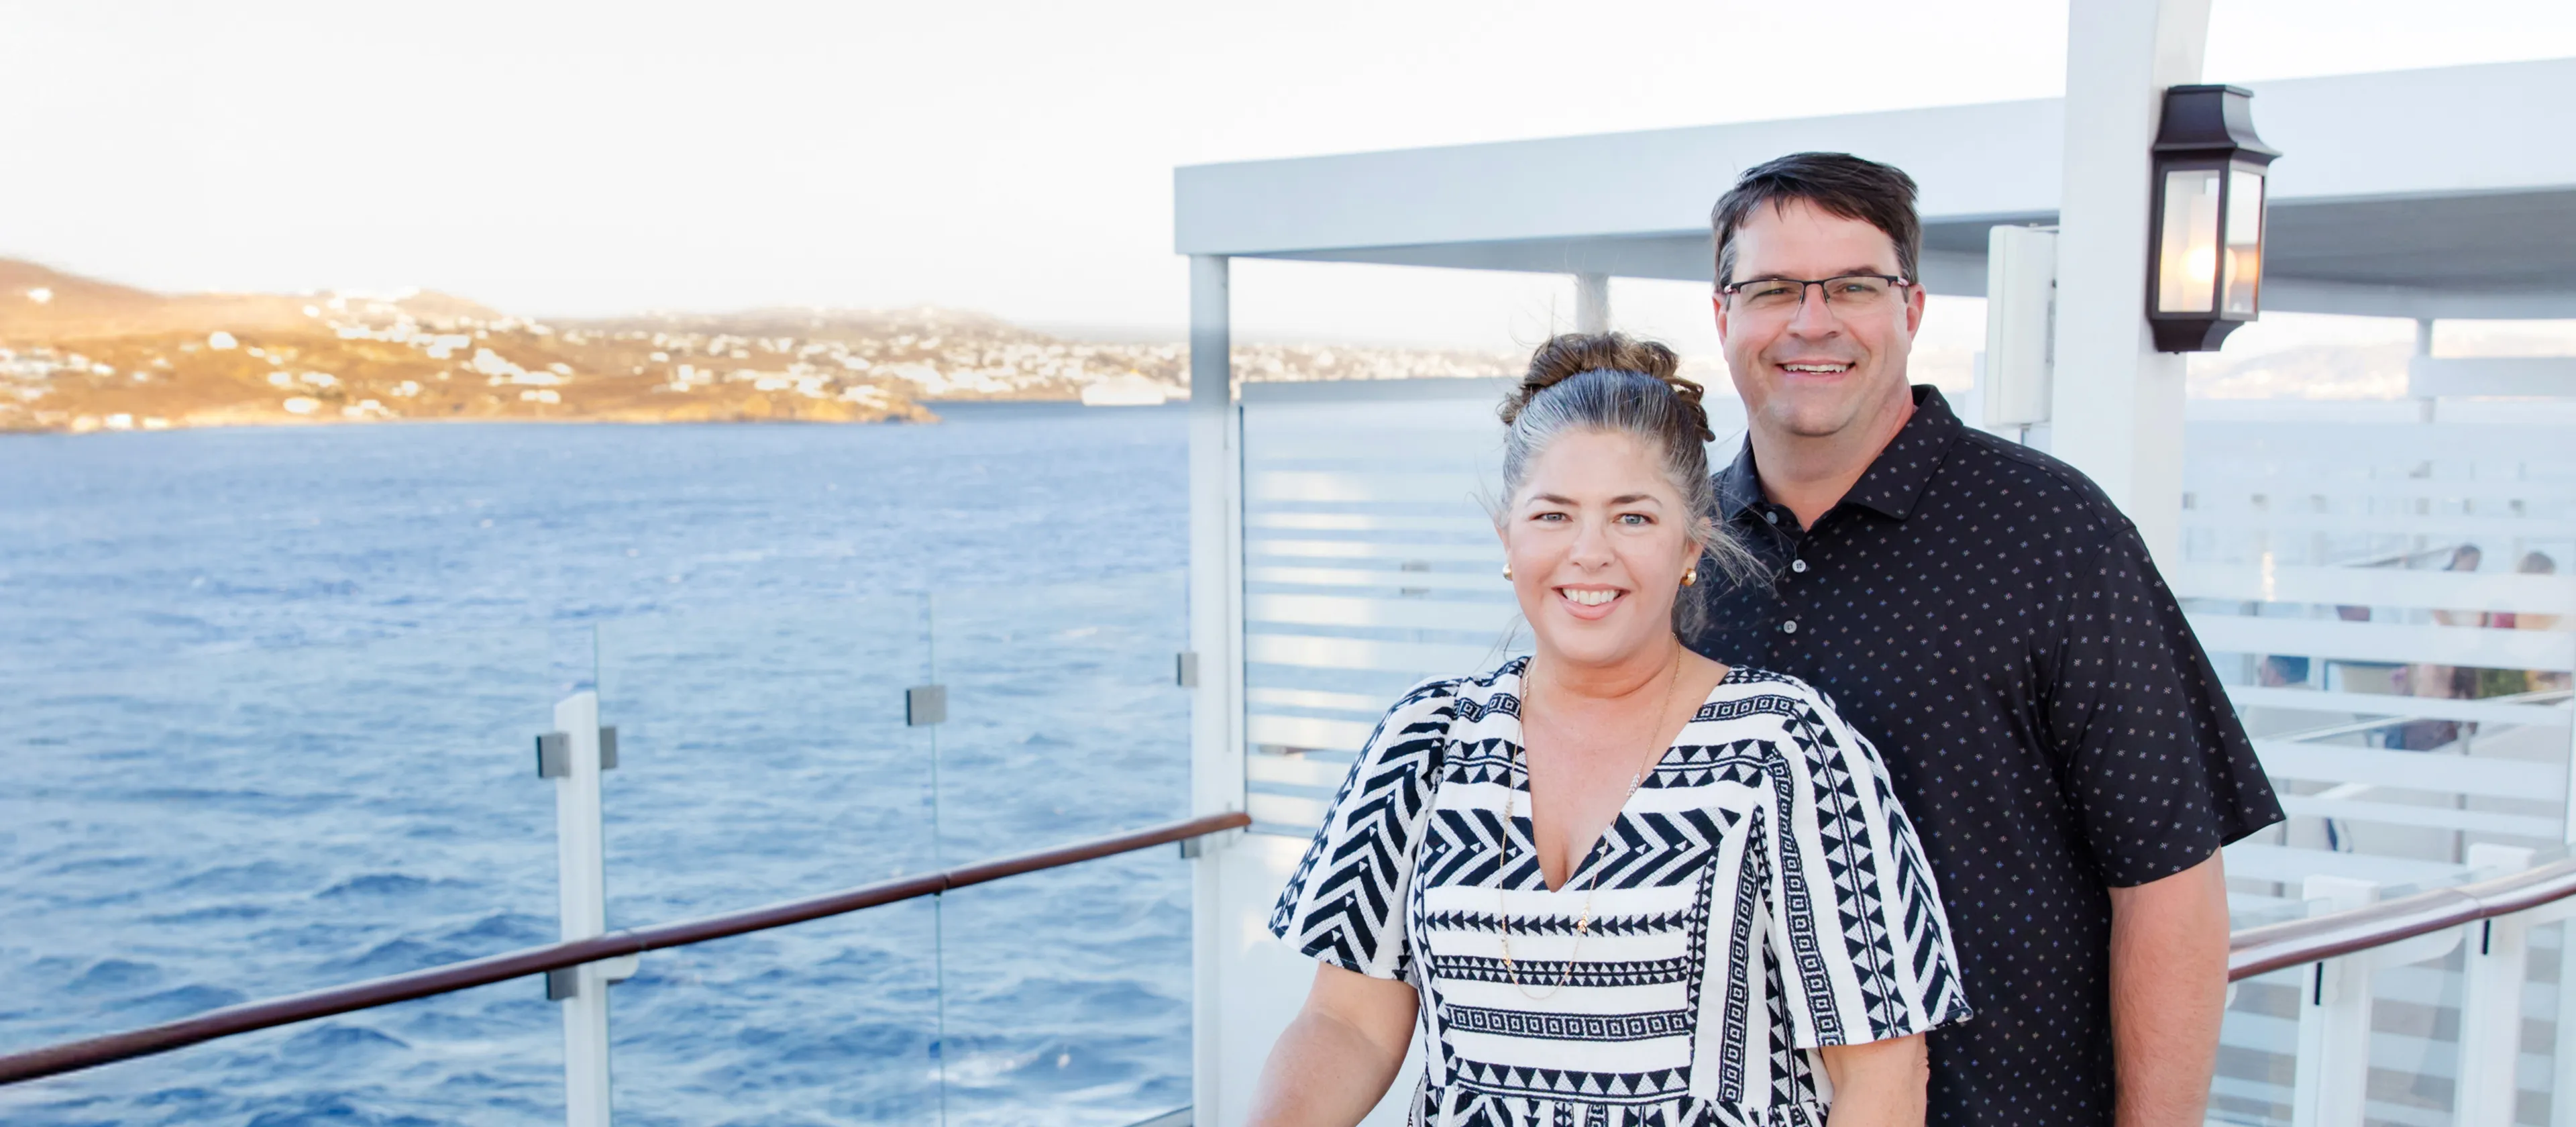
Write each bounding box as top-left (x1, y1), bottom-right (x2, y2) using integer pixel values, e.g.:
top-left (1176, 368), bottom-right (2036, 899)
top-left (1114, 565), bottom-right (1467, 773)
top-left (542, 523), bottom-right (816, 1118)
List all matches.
top-left (1497, 651), bottom-right (1682, 1000)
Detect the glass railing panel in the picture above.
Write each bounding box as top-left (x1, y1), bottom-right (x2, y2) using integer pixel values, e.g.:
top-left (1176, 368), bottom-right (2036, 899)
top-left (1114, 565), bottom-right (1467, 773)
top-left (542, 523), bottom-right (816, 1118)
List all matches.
top-left (928, 570), bottom-right (1193, 1126)
top-left (2524, 920), bottom-right (2568, 1127)
top-left (602, 901), bottom-right (945, 1127)
top-left (2365, 945), bottom-right (2463, 1127)
top-left (2217, 891), bottom-right (2308, 1127)
top-left (2214, 963), bottom-right (2299, 1127)
top-left (934, 861), bottom-right (1195, 1127)
top-left (0, 627), bottom-right (564, 1122)
top-left (2357, 846), bottom-right (2541, 1127)
top-left (926, 570), bottom-right (1191, 854)
top-left (2212, 849), bottom-right (2576, 1127)
top-left (594, 596), bottom-right (938, 1122)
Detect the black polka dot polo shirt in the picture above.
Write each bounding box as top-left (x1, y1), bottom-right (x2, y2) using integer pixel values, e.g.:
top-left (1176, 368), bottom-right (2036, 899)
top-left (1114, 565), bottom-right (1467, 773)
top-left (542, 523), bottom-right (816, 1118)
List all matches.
top-left (1684, 385), bottom-right (2284, 1127)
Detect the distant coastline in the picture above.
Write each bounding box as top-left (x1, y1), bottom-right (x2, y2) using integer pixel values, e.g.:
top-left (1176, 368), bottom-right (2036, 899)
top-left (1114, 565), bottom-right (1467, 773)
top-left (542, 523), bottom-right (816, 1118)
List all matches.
top-left (0, 258), bottom-right (1517, 435)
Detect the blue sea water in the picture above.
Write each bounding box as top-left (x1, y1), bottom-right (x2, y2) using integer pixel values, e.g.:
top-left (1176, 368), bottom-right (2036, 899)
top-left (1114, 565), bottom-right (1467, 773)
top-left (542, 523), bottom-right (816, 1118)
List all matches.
top-left (0, 405), bottom-right (1195, 1126)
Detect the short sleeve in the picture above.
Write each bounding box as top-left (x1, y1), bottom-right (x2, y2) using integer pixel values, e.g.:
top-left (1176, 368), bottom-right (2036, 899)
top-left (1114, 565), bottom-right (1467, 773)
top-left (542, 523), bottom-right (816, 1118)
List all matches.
top-left (1762, 688), bottom-right (1974, 1048)
top-left (1267, 677), bottom-right (1457, 980)
top-left (2046, 523), bottom-right (2286, 886)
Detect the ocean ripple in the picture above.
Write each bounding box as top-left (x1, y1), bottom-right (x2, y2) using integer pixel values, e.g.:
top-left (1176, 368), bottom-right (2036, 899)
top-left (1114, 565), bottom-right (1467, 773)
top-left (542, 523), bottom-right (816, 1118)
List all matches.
top-left (1, 410), bottom-right (1194, 1126)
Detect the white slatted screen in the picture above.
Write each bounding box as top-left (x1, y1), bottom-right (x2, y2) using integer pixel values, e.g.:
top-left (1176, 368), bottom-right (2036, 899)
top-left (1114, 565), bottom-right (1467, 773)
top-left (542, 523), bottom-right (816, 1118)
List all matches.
top-left (2177, 411), bottom-right (2576, 891)
top-left (1234, 382), bottom-right (2576, 882)
top-left (1238, 379), bottom-right (1521, 835)
top-left (2180, 402), bottom-right (2576, 1127)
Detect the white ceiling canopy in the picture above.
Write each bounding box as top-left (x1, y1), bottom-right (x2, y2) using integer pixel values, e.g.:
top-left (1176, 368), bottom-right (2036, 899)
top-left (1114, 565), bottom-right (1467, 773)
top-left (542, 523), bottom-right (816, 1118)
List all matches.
top-left (1176, 58), bottom-right (2576, 319)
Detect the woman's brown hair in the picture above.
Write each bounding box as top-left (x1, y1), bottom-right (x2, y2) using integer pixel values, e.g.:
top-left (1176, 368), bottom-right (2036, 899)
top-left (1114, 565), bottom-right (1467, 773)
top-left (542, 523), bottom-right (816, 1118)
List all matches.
top-left (1497, 332), bottom-right (1756, 633)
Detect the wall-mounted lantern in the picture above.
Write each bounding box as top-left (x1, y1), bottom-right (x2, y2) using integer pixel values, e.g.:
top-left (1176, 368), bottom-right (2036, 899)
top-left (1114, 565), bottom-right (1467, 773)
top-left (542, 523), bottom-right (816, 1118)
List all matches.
top-left (2147, 84), bottom-right (2279, 352)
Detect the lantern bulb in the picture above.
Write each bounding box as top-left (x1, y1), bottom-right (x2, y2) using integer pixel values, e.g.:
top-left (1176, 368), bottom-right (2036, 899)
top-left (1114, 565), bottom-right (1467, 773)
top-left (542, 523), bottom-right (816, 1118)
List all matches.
top-left (2185, 246), bottom-right (2217, 284)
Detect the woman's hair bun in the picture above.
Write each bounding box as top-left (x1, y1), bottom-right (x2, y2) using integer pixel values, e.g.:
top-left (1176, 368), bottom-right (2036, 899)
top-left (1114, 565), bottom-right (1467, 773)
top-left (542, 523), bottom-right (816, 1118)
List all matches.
top-left (1502, 331), bottom-right (1713, 443)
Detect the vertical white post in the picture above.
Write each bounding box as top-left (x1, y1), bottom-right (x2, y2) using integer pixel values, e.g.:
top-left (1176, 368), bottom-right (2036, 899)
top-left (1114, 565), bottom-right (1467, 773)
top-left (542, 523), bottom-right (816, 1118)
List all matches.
top-left (2291, 875), bottom-right (2377, 1127)
top-left (1574, 272), bottom-right (1610, 334)
top-left (2460, 844), bottom-right (2536, 1127)
top-left (2557, 661), bottom-right (2576, 1127)
top-left (1187, 253), bottom-right (1245, 1127)
top-left (554, 692), bottom-right (612, 1127)
top-left (2414, 319), bottom-right (2438, 423)
top-left (2557, 910), bottom-right (2576, 1127)
top-left (1980, 225), bottom-right (2059, 433)
top-left (2047, 0), bottom-right (2212, 569)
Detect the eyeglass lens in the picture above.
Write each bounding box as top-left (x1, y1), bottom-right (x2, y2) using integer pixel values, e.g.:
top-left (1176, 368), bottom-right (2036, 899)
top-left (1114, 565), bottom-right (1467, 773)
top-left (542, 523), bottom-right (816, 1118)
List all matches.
top-left (1729, 276), bottom-right (1900, 314)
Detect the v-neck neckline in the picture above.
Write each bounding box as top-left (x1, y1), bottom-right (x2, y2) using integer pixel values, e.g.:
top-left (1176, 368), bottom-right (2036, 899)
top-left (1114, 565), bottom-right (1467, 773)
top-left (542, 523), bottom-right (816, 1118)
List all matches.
top-left (1506, 656), bottom-right (1739, 894)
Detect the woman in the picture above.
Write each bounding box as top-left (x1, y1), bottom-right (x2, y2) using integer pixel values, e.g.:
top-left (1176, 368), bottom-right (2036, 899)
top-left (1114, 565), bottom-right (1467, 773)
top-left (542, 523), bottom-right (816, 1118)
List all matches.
top-left (1253, 334), bottom-right (1971, 1127)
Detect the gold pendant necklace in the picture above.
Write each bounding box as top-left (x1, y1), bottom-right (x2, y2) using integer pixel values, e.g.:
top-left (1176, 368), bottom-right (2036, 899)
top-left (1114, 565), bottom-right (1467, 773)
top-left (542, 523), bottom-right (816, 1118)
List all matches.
top-left (1497, 651), bottom-right (1681, 1000)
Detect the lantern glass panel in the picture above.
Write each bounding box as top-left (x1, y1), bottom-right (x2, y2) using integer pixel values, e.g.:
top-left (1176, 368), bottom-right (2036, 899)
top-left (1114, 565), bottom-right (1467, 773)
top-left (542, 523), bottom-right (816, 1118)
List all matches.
top-left (2157, 168), bottom-right (2222, 314)
top-left (2220, 168), bottom-right (2265, 316)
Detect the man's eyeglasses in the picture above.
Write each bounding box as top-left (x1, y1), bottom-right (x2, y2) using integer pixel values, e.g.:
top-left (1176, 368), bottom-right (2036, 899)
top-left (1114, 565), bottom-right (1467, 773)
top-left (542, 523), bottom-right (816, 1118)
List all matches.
top-left (1718, 274), bottom-right (1913, 316)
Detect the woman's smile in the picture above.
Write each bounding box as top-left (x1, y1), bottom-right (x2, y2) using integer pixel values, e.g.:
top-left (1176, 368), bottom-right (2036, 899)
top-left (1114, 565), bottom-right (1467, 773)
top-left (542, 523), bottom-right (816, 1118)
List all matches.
top-left (1554, 584), bottom-right (1625, 619)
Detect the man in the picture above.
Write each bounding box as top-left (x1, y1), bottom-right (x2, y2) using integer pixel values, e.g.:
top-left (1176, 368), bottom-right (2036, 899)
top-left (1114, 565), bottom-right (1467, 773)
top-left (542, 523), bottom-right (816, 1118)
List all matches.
top-left (1683, 152), bottom-right (2283, 1127)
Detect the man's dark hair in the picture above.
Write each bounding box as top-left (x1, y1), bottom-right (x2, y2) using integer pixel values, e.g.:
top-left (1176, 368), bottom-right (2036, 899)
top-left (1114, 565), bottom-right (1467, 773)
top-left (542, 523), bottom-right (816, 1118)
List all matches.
top-left (1710, 152), bottom-right (1921, 287)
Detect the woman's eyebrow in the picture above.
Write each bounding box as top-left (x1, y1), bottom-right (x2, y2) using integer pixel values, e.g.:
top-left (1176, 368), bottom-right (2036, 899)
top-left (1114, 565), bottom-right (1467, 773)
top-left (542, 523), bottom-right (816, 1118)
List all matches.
top-left (1524, 492), bottom-right (1665, 507)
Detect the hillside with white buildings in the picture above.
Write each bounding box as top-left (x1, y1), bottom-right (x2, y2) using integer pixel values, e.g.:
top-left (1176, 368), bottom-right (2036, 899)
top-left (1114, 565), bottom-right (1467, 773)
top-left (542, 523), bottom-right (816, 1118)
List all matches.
top-left (0, 260), bottom-right (1524, 434)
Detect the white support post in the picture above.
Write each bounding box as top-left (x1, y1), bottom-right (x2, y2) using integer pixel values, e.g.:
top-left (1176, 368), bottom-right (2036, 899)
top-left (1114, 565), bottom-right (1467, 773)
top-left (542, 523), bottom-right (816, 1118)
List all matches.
top-left (2291, 875), bottom-right (2378, 1127)
top-left (2550, 905), bottom-right (2576, 1127)
top-left (2460, 844), bottom-right (2538, 1127)
top-left (2047, 0), bottom-right (2212, 570)
top-left (1574, 272), bottom-right (1610, 334)
top-left (550, 692), bottom-right (618, 1127)
top-left (1187, 253), bottom-right (1246, 1127)
top-left (1981, 226), bottom-right (2058, 433)
top-left (2414, 319), bottom-right (2439, 423)
top-left (2558, 655), bottom-right (2576, 1127)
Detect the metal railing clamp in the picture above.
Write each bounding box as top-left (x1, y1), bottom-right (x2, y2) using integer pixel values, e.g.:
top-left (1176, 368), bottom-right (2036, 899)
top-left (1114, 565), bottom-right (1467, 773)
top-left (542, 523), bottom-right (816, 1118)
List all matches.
top-left (906, 686), bottom-right (947, 726)
top-left (537, 727), bottom-right (619, 777)
top-left (545, 945), bottom-right (641, 1001)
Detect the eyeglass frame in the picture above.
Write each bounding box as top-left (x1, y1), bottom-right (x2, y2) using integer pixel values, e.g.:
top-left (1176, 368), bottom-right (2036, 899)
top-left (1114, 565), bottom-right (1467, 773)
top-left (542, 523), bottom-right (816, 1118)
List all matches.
top-left (1715, 273), bottom-right (1916, 315)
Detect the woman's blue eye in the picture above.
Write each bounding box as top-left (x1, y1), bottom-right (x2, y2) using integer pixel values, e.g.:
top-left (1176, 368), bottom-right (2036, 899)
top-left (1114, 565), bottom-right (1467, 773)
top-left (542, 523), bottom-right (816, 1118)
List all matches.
top-left (1619, 513), bottom-right (1651, 525)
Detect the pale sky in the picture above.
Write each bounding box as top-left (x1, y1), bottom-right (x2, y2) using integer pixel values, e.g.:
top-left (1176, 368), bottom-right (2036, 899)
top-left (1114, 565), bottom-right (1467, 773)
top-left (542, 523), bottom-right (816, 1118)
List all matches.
top-left (5, 1), bottom-right (2574, 349)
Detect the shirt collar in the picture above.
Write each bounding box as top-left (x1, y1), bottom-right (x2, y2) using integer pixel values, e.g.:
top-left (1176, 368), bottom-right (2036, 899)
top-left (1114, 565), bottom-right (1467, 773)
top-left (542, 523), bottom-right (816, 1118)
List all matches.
top-left (1715, 385), bottom-right (1964, 523)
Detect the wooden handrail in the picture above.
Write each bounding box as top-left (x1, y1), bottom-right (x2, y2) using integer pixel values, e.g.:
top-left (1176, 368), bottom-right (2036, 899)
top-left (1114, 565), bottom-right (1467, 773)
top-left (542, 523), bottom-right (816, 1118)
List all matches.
top-left (0, 810), bottom-right (1250, 1087)
top-left (12, 812), bottom-right (2567, 1085)
top-left (2229, 856), bottom-right (2576, 981)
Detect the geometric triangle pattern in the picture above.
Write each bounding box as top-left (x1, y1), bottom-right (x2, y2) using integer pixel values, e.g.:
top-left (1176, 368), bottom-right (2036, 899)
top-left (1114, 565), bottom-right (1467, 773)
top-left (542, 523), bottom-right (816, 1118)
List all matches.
top-left (1271, 657), bottom-right (1972, 1127)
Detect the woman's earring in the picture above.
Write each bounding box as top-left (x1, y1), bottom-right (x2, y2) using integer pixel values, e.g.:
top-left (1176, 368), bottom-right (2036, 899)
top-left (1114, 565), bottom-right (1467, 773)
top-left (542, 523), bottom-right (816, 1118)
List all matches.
top-left (1502, 563), bottom-right (1513, 580)
top-left (1682, 567), bottom-right (1698, 588)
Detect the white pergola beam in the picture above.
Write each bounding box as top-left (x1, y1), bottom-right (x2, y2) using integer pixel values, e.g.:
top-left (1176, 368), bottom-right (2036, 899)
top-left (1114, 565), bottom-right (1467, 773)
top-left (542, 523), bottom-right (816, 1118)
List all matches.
top-left (2410, 356), bottom-right (2576, 398)
top-left (1175, 58), bottom-right (2576, 319)
top-left (1175, 97), bottom-right (2062, 257)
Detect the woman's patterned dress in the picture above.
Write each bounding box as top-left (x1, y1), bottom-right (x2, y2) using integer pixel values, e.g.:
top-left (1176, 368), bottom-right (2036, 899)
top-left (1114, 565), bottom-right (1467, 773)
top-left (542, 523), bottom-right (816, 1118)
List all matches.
top-left (1271, 657), bottom-right (1972, 1127)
